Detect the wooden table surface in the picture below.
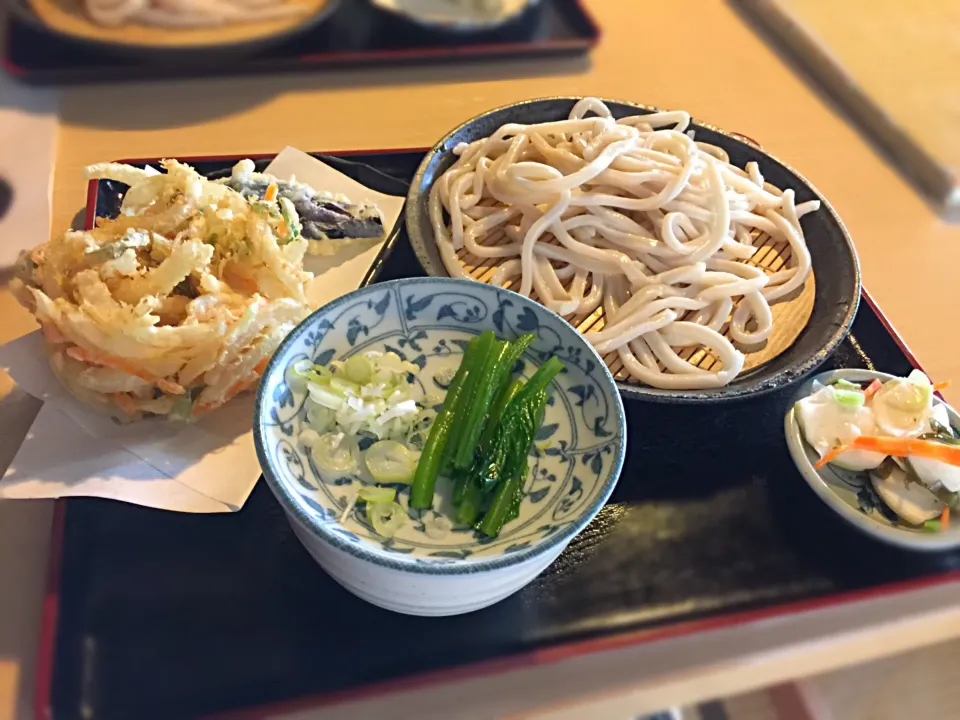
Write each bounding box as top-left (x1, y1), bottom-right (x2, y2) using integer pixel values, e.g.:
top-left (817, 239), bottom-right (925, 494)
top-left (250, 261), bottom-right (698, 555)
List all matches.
top-left (3, 0), bottom-right (960, 717)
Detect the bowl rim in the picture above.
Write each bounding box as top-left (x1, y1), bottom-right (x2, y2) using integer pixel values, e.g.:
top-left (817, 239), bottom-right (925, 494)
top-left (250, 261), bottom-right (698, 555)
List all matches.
top-left (784, 368), bottom-right (960, 552)
top-left (369, 0), bottom-right (539, 31)
top-left (254, 276), bottom-right (628, 575)
top-left (404, 95), bottom-right (862, 404)
top-left (11, 0), bottom-right (343, 56)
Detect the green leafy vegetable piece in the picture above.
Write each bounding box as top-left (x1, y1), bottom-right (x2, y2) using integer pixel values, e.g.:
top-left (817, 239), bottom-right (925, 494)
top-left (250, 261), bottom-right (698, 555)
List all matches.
top-left (409, 338), bottom-right (478, 509)
top-left (443, 331), bottom-right (495, 468)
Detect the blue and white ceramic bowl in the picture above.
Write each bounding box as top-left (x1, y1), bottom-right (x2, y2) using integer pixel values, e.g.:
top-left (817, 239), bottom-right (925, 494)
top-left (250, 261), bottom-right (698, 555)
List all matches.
top-left (255, 277), bottom-right (627, 615)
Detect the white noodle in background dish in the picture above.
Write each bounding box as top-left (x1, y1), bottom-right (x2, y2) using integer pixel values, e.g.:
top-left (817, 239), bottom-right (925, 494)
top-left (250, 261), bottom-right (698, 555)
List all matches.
top-left (429, 98), bottom-right (820, 390)
top-left (84, 0), bottom-right (311, 28)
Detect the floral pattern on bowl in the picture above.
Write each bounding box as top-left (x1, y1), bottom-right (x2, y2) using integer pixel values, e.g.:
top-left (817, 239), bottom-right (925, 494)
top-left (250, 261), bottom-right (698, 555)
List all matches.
top-left (255, 277), bottom-right (626, 573)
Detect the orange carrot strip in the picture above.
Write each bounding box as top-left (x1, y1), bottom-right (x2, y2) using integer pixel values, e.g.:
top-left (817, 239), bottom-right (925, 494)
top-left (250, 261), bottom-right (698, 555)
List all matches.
top-left (225, 376), bottom-right (258, 401)
top-left (67, 346), bottom-right (153, 381)
top-left (192, 403), bottom-right (213, 418)
top-left (863, 379), bottom-right (883, 400)
top-left (112, 392), bottom-right (137, 416)
top-left (264, 184), bottom-right (278, 202)
top-left (815, 435), bottom-right (960, 470)
top-left (157, 378), bottom-right (186, 396)
top-left (67, 346), bottom-right (186, 395)
top-left (193, 376), bottom-right (260, 417)
top-left (934, 380), bottom-right (951, 392)
top-left (40, 322), bottom-right (67, 345)
top-left (221, 264), bottom-right (259, 295)
top-left (814, 444), bottom-right (853, 469)
top-left (942, 507), bottom-right (951, 530)
top-left (253, 358), bottom-right (269, 375)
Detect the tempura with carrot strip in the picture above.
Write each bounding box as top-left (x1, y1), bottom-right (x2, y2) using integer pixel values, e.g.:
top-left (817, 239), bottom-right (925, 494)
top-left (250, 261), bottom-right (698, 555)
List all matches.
top-left (12, 158), bottom-right (313, 422)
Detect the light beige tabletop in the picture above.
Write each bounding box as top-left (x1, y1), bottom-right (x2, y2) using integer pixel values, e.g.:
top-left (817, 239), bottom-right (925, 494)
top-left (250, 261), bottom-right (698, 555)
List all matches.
top-left (46, 1), bottom-right (960, 398)
top-left (3, 0), bottom-right (960, 717)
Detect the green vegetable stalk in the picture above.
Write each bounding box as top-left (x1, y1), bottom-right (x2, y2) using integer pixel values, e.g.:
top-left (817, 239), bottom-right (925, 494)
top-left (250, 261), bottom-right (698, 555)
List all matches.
top-left (409, 338), bottom-right (478, 509)
top-left (480, 378), bottom-right (525, 450)
top-left (476, 389), bottom-right (551, 538)
top-left (450, 333), bottom-right (535, 471)
top-left (472, 356), bottom-right (564, 537)
top-left (451, 338), bottom-right (511, 469)
top-left (456, 480), bottom-right (483, 526)
top-left (409, 330), bottom-right (563, 532)
top-left (443, 331), bottom-right (495, 468)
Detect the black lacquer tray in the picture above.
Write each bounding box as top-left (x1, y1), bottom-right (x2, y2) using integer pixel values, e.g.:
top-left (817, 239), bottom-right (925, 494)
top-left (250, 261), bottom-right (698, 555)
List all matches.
top-left (4, 0), bottom-right (598, 85)
top-left (38, 148), bottom-right (960, 720)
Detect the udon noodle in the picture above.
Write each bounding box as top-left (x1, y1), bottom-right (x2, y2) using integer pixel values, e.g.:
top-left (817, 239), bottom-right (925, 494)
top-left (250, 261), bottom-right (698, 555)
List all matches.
top-left (429, 98), bottom-right (820, 390)
top-left (84, 0), bottom-right (308, 28)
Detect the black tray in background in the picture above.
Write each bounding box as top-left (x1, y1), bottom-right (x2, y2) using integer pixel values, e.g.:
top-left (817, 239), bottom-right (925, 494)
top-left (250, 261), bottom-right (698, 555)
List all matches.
top-left (43, 149), bottom-right (960, 720)
top-left (4, 0), bottom-right (598, 85)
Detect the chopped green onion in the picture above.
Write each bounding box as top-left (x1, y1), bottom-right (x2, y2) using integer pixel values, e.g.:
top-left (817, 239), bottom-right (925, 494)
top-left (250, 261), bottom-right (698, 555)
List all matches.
top-left (279, 196), bottom-right (301, 239)
top-left (344, 354), bottom-right (373, 384)
top-left (924, 519), bottom-right (941, 533)
top-left (357, 486), bottom-right (397, 504)
top-left (291, 359), bottom-right (315, 377)
top-left (834, 379), bottom-right (861, 391)
top-left (364, 440), bottom-right (417, 484)
top-left (833, 388), bottom-right (865, 409)
top-left (310, 432), bottom-right (359, 478)
top-left (308, 383), bottom-right (345, 410)
top-left (300, 350), bottom-right (421, 440)
top-left (305, 401), bottom-right (335, 433)
top-left (367, 501), bottom-right (406, 538)
top-left (329, 377), bottom-right (362, 396)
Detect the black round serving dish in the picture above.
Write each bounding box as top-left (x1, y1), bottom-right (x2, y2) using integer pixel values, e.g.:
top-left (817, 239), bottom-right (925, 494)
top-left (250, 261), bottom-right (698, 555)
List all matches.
top-left (404, 96), bottom-right (861, 404)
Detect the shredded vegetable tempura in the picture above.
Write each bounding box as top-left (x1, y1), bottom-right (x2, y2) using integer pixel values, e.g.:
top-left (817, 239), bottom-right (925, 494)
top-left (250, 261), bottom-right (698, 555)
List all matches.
top-left (12, 159), bottom-right (313, 422)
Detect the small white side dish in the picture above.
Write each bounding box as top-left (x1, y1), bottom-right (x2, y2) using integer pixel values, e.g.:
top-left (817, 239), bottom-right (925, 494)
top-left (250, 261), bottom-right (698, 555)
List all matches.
top-left (369, 0), bottom-right (539, 31)
top-left (255, 277), bottom-right (626, 615)
top-left (784, 369), bottom-right (960, 552)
